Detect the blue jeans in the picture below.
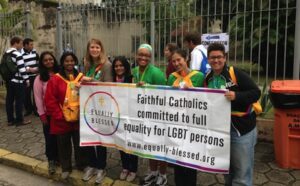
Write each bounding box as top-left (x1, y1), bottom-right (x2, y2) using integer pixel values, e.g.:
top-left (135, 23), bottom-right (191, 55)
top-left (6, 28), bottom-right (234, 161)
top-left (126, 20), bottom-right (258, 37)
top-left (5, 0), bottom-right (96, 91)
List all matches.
top-left (225, 126), bottom-right (257, 186)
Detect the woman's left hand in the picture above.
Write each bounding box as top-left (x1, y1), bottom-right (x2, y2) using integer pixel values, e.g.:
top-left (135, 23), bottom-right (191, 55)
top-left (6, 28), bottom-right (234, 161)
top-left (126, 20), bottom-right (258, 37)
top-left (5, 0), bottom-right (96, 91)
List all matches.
top-left (225, 91), bottom-right (236, 101)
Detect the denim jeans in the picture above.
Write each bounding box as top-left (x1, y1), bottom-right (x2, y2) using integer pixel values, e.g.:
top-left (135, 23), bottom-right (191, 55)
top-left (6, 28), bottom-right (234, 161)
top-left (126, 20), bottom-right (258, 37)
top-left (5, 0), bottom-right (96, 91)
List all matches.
top-left (225, 126), bottom-right (257, 186)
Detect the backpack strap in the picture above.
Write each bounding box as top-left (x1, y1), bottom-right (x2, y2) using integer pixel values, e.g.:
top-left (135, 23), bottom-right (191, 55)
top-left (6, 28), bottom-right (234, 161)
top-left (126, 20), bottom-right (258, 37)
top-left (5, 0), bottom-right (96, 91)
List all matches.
top-left (228, 66), bottom-right (262, 116)
top-left (229, 66), bottom-right (237, 84)
top-left (56, 72), bottom-right (83, 83)
top-left (199, 49), bottom-right (208, 74)
top-left (74, 73), bottom-right (83, 82)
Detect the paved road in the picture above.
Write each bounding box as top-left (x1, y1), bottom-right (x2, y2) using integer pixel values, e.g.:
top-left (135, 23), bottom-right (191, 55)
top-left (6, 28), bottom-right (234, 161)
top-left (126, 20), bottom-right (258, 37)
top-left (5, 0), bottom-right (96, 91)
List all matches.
top-left (0, 163), bottom-right (68, 186)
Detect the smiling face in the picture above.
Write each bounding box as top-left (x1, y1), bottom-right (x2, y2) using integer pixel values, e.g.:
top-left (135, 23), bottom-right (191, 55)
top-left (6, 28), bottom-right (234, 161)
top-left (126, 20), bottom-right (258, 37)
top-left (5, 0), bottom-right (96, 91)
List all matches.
top-left (89, 42), bottom-right (102, 60)
top-left (136, 48), bottom-right (151, 68)
top-left (25, 41), bottom-right (34, 51)
top-left (42, 54), bottom-right (54, 69)
top-left (208, 50), bottom-right (226, 74)
top-left (63, 55), bottom-right (76, 73)
top-left (172, 52), bottom-right (188, 72)
top-left (114, 60), bottom-right (125, 77)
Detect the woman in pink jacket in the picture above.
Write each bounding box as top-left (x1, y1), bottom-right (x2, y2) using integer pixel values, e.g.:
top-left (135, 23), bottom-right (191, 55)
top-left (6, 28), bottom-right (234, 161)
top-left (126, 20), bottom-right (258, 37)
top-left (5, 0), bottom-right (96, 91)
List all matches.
top-left (33, 51), bottom-right (60, 175)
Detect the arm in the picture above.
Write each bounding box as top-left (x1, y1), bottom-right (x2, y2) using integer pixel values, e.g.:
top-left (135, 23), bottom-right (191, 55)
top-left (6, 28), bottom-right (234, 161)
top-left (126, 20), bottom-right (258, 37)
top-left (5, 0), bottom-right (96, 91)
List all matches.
top-left (194, 72), bottom-right (204, 87)
top-left (190, 49), bottom-right (203, 71)
top-left (14, 52), bottom-right (29, 82)
top-left (153, 69), bottom-right (166, 85)
top-left (44, 77), bottom-right (64, 120)
top-left (167, 75), bottom-right (176, 86)
top-left (101, 62), bottom-right (113, 82)
top-left (33, 76), bottom-right (47, 123)
top-left (232, 69), bottom-right (261, 106)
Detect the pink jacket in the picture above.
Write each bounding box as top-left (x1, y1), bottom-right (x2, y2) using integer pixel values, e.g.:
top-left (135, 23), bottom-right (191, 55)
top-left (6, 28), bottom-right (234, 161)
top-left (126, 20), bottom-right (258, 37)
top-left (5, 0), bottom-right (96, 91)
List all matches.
top-left (33, 75), bottom-right (49, 123)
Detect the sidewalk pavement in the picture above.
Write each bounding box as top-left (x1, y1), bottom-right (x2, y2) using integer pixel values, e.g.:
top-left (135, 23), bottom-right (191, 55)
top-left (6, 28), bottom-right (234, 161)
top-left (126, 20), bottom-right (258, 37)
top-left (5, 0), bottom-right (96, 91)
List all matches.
top-left (0, 111), bottom-right (300, 186)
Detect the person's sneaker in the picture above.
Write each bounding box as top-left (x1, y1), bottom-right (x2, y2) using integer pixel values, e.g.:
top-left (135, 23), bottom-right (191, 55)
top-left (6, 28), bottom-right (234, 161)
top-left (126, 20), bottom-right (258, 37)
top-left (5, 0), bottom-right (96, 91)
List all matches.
top-left (61, 171), bottom-right (70, 179)
top-left (82, 166), bottom-right (96, 181)
top-left (140, 172), bottom-right (158, 186)
top-left (95, 169), bottom-right (106, 184)
top-left (119, 169), bottom-right (129, 180)
top-left (126, 172), bottom-right (136, 182)
top-left (155, 174), bottom-right (167, 186)
top-left (48, 160), bottom-right (56, 175)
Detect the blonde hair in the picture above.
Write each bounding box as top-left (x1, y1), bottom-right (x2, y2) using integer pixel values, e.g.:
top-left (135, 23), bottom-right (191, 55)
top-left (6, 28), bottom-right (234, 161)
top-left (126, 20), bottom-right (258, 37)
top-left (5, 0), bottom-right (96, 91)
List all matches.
top-left (84, 38), bottom-right (108, 72)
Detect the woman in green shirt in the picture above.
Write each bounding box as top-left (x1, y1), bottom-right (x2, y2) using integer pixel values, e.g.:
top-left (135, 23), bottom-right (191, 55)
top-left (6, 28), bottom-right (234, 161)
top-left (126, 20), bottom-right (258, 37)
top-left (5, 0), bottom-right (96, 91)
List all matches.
top-left (167, 49), bottom-right (204, 186)
top-left (132, 44), bottom-right (166, 85)
top-left (135, 44), bottom-right (168, 186)
top-left (167, 49), bottom-right (204, 88)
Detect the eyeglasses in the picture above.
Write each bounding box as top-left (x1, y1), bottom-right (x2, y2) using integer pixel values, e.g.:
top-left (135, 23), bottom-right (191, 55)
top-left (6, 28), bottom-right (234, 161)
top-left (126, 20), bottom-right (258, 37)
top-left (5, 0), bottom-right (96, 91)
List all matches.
top-left (208, 55), bottom-right (225, 60)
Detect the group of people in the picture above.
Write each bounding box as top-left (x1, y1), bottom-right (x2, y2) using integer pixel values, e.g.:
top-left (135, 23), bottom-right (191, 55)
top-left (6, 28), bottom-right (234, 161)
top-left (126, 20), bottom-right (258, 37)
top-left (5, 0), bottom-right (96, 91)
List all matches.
top-left (5, 37), bottom-right (38, 127)
top-left (3, 32), bottom-right (260, 186)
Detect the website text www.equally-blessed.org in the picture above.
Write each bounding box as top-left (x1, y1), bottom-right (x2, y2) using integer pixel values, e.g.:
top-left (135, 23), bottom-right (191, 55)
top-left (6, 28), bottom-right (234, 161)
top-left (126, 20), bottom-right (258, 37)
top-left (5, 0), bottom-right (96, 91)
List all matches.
top-left (126, 140), bottom-right (216, 166)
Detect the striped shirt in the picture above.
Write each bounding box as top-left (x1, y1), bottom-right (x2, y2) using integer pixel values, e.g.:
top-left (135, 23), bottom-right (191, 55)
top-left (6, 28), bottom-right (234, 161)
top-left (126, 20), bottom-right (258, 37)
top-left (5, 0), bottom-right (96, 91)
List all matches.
top-left (21, 48), bottom-right (39, 77)
top-left (6, 48), bottom-right (29, 83)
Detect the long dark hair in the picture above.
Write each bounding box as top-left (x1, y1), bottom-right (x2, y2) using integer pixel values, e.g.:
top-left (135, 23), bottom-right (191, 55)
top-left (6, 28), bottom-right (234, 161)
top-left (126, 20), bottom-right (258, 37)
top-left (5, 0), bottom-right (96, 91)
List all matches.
top-left (39, 51), bottom-right (59, 82)
top-left (112, 56), bottom-right (132, 83)
top-left (59, 52), bottom-right (79, 80)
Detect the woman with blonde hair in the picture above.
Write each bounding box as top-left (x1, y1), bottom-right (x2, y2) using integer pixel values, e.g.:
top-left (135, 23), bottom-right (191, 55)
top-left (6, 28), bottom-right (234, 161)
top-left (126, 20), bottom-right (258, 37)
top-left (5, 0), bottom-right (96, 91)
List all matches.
top-left (81, 38), bottom-right (113, 184)
top-left (83, 38), bottom-right (113, 81)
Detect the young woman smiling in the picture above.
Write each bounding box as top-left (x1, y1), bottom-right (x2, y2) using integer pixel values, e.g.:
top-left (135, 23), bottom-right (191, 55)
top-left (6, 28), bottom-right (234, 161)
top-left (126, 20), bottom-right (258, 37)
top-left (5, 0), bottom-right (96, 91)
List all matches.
top-left (45, 52), bottom-right (86, 180)
top-left (111, 56), bottom-right (138, 182)
top-left (33, 51), bottom-right (59, 175)
top-left (82, 38), bottom-right (113, 184)
top-left (167, 49), bottom-right (204, 88)
top-left (167, 49), bottom-right (204, 186)
top-left (132, 44), bottom-right (168, 186)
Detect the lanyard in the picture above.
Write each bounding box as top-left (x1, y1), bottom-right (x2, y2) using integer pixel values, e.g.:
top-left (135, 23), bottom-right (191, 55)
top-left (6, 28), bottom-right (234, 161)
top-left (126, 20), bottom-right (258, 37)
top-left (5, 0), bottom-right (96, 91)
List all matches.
top-left (92, 62), bottom-right (105, 80)
top-left (95, 62), bottom-right (104, 73)
top-left (137, 65), bottom-right (149, 82)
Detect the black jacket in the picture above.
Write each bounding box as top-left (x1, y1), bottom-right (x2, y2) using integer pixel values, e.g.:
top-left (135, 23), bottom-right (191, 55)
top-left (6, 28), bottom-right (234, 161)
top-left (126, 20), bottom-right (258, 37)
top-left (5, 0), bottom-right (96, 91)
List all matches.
top-left (205, 66), bottom-right (261, 136)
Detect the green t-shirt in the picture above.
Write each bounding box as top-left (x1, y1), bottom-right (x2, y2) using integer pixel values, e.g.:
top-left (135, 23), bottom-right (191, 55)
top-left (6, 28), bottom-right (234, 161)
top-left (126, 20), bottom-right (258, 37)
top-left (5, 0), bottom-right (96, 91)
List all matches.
top-left (167, 71), bottom-right (204, 87)
top-left (132, 64), bottom-right (166, 85)
top-left (207, 75), bottom-right (227, 89)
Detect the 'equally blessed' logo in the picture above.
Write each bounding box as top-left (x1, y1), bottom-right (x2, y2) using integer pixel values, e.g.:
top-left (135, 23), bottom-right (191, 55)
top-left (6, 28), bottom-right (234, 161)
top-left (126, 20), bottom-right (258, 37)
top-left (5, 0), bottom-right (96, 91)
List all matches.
top-left (83, 91), bottom-right (120, 136)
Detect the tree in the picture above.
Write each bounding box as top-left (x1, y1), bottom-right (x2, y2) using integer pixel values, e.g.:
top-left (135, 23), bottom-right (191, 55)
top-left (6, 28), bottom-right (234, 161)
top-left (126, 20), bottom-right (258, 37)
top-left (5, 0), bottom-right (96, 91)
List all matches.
top-left (228, 0), bottom-right (296, 77)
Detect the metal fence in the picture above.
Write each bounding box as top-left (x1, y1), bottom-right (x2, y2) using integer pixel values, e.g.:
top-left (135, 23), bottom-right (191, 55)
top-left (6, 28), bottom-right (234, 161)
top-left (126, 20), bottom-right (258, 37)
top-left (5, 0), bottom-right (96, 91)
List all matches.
top-left (0, 0), bottom-right (299, 86)
top-left (0, 8), bottom-right (29, 85)
top-left (58, 0), bottom-right (299, 84)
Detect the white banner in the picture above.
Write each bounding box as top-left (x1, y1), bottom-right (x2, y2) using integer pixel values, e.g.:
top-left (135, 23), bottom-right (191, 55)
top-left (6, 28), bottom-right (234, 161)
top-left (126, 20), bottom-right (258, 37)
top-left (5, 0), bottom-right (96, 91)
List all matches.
top-left (201, 33), bottom-right (229, 52)
top-left (80, 82), bottom-right (231, 173)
